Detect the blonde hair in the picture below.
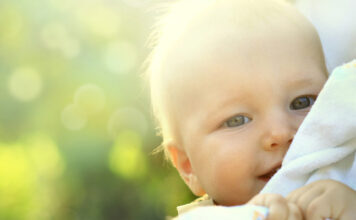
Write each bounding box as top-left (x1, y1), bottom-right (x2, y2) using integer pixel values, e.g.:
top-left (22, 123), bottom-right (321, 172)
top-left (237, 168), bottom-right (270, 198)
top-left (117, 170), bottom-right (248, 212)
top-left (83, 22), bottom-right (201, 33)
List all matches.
top-left (144, 0), bottom-right (316, 159)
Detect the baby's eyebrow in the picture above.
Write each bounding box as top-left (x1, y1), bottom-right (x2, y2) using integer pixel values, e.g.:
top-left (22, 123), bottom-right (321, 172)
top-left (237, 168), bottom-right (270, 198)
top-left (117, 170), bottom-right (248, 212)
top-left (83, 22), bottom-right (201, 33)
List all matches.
top-left (204, 94), bottom-right (249, 122)
top-left (288, 77), bottom-right (315, 89)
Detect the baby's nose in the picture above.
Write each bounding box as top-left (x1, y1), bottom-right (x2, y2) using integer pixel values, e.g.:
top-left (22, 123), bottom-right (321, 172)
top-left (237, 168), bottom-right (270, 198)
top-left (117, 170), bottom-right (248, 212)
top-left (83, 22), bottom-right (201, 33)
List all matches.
top-left (261, 119), bottom-right (295, 151)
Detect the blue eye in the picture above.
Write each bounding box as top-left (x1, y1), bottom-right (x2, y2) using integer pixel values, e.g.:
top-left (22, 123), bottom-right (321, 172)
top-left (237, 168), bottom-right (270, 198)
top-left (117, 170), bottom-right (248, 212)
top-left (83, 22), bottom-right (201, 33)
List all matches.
top-left (224, 115), bottom-right (251, 128)
top-left (290, 95), bottom-right (316, 110)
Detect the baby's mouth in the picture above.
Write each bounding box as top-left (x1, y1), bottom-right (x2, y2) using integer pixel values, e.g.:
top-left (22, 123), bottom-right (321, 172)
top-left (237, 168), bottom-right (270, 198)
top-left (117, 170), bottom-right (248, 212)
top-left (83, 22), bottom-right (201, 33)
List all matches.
top-left (258, 165), bottom-right (281, 182)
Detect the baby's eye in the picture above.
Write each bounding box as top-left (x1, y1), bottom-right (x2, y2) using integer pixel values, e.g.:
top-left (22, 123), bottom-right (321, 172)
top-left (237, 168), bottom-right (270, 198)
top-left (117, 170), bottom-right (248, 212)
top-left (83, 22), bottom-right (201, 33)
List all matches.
top-left (223, 115), bottom-right (251, 128)
top-left (290, 95), bottom-right (316, 110)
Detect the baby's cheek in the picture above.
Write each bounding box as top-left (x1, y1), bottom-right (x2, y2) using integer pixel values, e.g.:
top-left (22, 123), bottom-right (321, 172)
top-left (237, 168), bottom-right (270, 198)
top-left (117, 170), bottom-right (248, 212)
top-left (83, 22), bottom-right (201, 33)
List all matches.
top-left (213, 156), bottom-right (251, 186)
top-left (210, 170), bottom-right (257, 205)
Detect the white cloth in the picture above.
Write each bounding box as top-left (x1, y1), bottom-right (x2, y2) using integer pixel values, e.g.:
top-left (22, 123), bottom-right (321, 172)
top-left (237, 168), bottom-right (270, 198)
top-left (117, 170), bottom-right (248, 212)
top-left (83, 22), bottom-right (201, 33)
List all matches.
top-left (261, 60), bottom-right (356, 196)
top-left (294, 0), bottom-right (356, 73)
top-left (177, 205), bottom-right (268, 220)
top-left (177, 194), bottom-right (214, 215)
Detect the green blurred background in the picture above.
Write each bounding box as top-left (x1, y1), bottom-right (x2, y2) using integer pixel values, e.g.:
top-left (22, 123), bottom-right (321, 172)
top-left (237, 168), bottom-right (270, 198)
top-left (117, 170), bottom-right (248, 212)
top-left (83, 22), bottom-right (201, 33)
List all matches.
top-left (0, 0), bottom-right (195, 219)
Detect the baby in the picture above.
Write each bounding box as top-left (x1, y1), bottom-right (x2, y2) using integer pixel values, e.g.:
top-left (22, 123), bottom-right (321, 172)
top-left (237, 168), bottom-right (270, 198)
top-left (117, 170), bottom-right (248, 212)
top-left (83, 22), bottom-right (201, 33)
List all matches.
top-left (146, 0), bottom-right (356, 219)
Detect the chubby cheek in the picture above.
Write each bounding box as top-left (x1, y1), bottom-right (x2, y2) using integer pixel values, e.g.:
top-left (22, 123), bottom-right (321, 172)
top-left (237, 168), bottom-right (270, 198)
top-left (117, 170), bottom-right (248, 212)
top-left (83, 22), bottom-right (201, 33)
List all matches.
top-left (213, 153), bottom-right (258, 204)
top-left (297, 114), bottom-right (308, 127)
top-left (194, 136), bottom-right (259, 205)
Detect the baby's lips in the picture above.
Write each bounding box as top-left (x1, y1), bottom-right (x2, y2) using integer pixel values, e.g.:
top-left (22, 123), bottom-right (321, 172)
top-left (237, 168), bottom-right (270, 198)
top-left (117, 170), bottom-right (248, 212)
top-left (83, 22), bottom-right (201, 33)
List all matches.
top-left (258, 163), bottom-right (282, 179)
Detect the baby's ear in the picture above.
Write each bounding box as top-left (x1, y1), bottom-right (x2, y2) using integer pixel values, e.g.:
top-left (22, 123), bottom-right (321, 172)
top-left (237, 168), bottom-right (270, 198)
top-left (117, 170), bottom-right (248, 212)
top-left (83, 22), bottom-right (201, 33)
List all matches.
top-left (167, 142), bottom-right (206, 196)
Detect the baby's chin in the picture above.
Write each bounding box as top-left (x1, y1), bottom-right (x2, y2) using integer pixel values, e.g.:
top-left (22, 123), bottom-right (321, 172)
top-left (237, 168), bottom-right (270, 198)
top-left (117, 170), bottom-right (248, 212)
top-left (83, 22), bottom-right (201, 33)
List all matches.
top-left (212, 192), bottom-right (259, 206)
top-left (210, 179), bottom-right (267, 206)
top-left (213, 198), bottom-right (246, 207)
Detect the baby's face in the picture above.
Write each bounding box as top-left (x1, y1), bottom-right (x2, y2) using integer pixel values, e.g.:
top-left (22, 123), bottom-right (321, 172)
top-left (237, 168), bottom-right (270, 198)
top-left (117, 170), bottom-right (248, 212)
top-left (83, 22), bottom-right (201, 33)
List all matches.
top-left (166, 22), bottom-right (328, 205)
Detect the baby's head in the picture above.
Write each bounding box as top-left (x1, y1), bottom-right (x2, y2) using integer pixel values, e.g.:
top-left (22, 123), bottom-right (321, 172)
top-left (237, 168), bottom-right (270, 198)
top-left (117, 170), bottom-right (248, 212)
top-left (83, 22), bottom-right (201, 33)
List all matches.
top-left (147, 0), bottom-right (328, 205)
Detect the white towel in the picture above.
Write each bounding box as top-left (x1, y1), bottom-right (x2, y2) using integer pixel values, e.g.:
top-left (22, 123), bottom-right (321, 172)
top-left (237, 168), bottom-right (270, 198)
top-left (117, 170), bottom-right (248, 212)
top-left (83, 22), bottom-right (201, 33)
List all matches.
top-left (261, 59), bottom-right (356, 196)
top-left (294, 0), bottom-right (356, 73)
top-left (177, 205), bottom-right (268, 220)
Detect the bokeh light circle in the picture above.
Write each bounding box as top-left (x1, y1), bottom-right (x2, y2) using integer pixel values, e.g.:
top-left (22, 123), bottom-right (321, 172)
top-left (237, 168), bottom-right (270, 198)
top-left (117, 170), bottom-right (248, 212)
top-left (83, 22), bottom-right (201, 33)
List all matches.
top-left (8, 67), bottom-right (42, 102)
top-left (61, 104), bottom-right (87, 131)
top-left (74, 84), bottom-right (106, 116)
top-left (108, 130), bottom-right (147, 179)
top-left (41, 22), bottom-right (80, 58)
top-left (104, 41), bottom-right (138, 75)
top-left (76, 4), bottom-right (121, 38)
top-left (107, 107), bottom-right (148, 139)
top-left (0, 5), bottom-right (24, 42)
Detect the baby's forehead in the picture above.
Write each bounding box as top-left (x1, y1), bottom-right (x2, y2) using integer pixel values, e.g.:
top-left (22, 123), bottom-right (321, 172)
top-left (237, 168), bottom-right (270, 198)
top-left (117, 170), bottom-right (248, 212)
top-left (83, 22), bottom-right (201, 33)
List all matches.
top-left (163, 20), bottom-right (310, 82)
top-left (161, 0), bottom-right (302, 41)
top-left (161, 1), bottom-right (311, 61)
top-left (161, 25), bottom-right (323, 108)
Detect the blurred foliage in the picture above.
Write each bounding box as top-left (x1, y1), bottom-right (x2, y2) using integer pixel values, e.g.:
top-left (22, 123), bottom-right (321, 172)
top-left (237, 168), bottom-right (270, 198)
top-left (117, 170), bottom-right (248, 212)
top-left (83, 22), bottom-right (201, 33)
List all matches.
top-left (0, 0), bottom-right (195, 219)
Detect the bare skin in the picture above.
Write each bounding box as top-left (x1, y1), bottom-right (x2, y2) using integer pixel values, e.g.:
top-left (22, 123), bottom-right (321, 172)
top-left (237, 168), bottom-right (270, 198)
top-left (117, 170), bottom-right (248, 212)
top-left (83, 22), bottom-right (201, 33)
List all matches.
top-left (249, 179), bottom-right (356, 220)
